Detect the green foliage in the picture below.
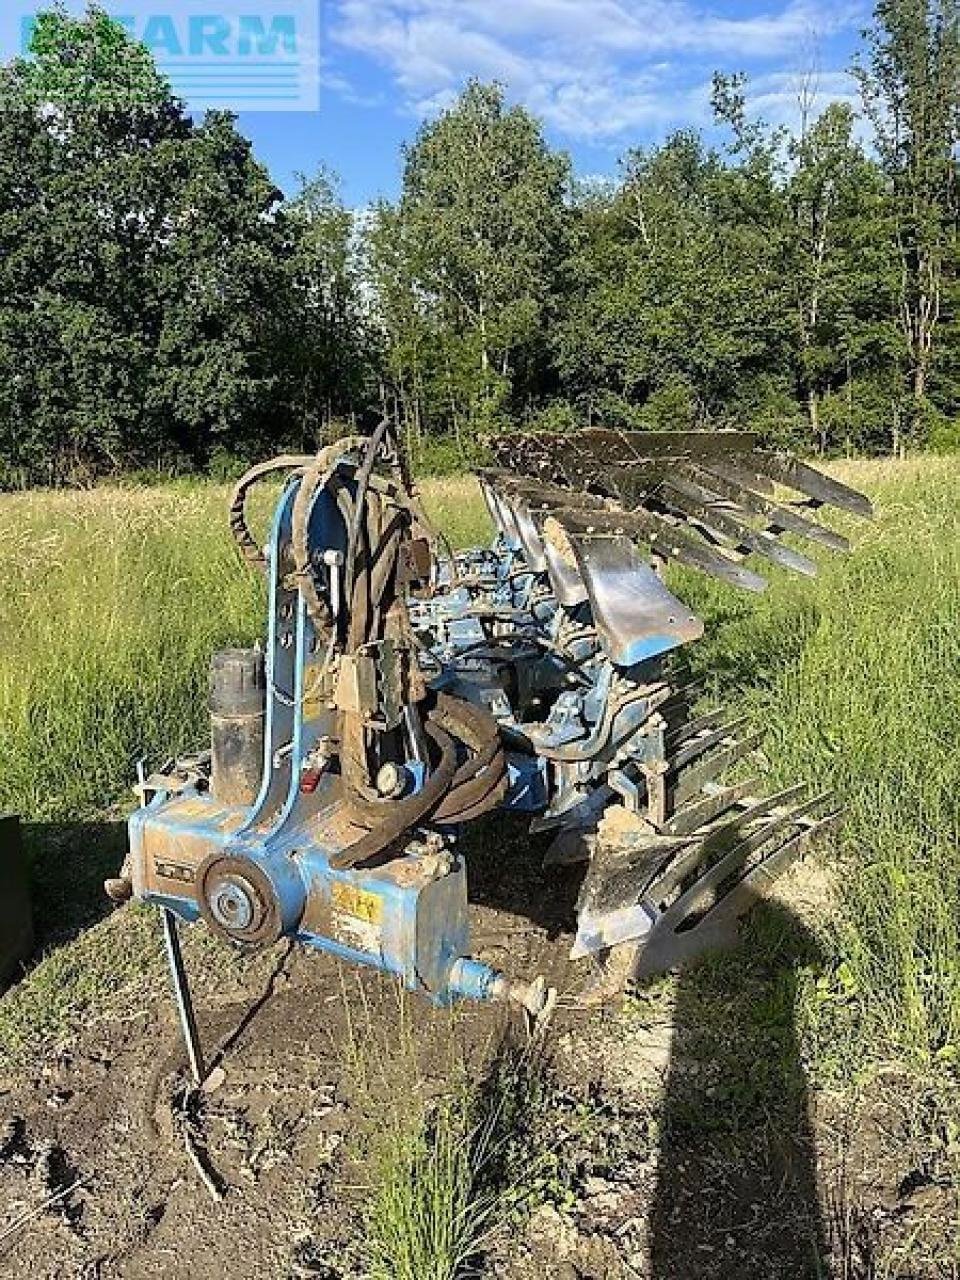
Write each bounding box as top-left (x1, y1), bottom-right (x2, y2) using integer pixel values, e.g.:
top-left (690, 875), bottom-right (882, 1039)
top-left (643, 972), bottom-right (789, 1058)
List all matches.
top-left (2, 3), bottom-right (171, 108)
top-left (556, 127), bottom-right (795, 430)
top-left (634, 376), bottom-right (700, 432)
top-left (359, 10), bottom-right (957, 461)
top-left (927, 415), bottom-right (960, 452)
top-left (553, 89), bottom-right (918, 453)
top-left (369, 81), bottom-right (571, 451)
top-left (524, 399), bottom-right (581, 434)
top-left (366, 1097), bottom-right (480, 1280)
top-left (853, 0), bottom-right (960, 419)
top-left (415, 435), bottom-right (487, 476)
top-left (677, 457), bottom-right (960, 1064)
top-left (0, 6), bottom-right (957, 479)
top-left (364, 1037), bottom-right (562, 1280)
top-left (284, 168), bottom-right (374, 440)
top-left (0, 6), bottom-right (373, 485)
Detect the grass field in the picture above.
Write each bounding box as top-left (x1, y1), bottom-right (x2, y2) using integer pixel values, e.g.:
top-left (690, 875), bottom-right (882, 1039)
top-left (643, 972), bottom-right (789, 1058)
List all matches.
top-left (0, 478), bottom-right (489, 825)
top-left (0, 459), bottom-right (957, 1274)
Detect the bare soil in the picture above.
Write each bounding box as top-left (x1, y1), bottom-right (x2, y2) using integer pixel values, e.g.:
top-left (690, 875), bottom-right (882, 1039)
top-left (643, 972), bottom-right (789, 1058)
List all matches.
top-left (0, 826), bottom-right (956, 1279)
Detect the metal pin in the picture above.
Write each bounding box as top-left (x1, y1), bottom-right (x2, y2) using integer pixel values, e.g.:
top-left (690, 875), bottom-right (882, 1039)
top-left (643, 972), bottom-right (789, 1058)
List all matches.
top-left (162, 908), bottom-right (206, 1087)
top-left (138, 761), bottom-right (206, 1087)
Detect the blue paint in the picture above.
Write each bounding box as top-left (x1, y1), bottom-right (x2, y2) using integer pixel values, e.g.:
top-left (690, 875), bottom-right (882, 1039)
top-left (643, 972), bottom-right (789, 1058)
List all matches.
top-left (619, 633), bottom-right (691, 664)
top-left (128, 440), bottom-right (712, 1016)
top-left (447, 957), bottom-right (502, 1003)
top-left (133, 464), bottom-right (501, 1007)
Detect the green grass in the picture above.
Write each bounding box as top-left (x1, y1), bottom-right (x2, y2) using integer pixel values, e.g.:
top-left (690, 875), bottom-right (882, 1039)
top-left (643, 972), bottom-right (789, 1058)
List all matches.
top-left (0, 904), bottom-right (164, 1071)
top-left (341, 984), bottom-right (565, 1280)
top-left (675, 458), bottom-right (960, 1068)
top-left (0, 486), bottom-right (264, 820)
top-left (367, 1095), bottom-right (495, 1280)
top-left (0, 459), bottom-right (957, 1080)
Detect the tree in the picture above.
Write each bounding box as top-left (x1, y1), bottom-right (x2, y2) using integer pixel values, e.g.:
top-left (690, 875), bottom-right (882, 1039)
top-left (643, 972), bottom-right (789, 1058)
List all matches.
top-left (555, 130), bottom-right (794, 434)
top-left (0, 7), bottom-right (190, 481)
top-left (365, 200), bottom-right (433, 455)
top-left (145, 111), bottom-right (293, 465)
top-left (0, 2), bottom-right (170, 108)
top-left (373, 81), bottom-right (571, 447)
top-left (854, 0), bottom-right (960, 426)
top-left (0, 4), bottom-right (306, 483)
top-left (285, 169), bottom-right (372, 443)
top-left (785, 104), bottom-right (902, 451)
top-left (552, 73), bottom-right (911, 453)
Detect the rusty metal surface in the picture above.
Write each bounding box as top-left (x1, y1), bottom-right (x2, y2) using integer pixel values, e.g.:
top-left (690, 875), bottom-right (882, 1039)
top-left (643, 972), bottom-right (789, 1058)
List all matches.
top-left (115, 425), bottom-right (874, 1023)
top-left (486, 428), bottom-right (873, 597)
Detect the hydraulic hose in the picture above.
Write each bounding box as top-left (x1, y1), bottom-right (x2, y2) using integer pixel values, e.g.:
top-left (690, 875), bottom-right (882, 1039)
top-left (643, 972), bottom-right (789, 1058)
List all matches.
top-left (431, 695), bottom-right (508, 825)
top-left (233, 432), bottom-right (508, 867)
top-left (229, 453), bottom-right (318, 572)
top-left (290, 437), bottom-right (368, 634)
top-left (328, 720), bottom-right (458, 870)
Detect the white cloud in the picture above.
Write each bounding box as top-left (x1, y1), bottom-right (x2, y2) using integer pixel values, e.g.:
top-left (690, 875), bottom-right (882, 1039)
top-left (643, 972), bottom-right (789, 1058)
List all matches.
top-left (741, 68), bottom-right (864, 138)
top-left (329, 0), bottom-right (866, 142)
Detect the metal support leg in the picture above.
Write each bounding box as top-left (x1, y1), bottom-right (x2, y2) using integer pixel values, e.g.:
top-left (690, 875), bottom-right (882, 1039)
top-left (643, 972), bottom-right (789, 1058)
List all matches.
top-left (161, 908), bottom-right (206, 1087)
top-left (137, 759), bottom-right (207, 1088)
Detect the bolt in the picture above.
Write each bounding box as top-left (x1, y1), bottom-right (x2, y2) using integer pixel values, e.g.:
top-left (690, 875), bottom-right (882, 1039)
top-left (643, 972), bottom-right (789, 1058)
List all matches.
top-left (376, 762), bottom-right (410, 798)
top-left (211, 880), bottom-right (254, 931)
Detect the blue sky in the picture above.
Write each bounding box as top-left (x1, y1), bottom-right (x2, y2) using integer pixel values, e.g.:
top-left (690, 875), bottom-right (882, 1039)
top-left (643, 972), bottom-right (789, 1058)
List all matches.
top-left (2, 0), bottom-right (871, 202)
top-left (238, 0), bottom-right (871, 203)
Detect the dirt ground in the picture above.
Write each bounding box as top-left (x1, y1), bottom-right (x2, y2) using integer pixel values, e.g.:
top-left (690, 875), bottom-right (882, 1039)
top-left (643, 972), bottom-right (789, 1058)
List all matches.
top-left (0, 825), bottom-right (957, 1279)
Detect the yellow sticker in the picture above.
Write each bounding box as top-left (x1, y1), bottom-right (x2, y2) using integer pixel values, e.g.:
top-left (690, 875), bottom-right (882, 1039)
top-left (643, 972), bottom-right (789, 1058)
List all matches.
top-left (302, 694), bottom-right (326, 720)
top-left (331, 881), bottom-right (383, 925)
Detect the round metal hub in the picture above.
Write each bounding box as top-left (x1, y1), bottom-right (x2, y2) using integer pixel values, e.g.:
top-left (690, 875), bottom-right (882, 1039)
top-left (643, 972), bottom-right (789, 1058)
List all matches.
top-left (209, 877), bottom-right (256, 931)
top-left (196, 854), bottom-right (282, 951)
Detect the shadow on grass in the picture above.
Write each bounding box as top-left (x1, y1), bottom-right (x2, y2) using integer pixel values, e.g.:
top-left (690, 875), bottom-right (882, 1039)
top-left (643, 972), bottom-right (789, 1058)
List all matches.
top-left (649, 899), bottom-right (835, 1280)
top-left (416, 815), bottom-right (840, 1279)
top-left (670, 591), bottom-right (822, 702)
top-left (23, 819), bottom-right (126, 952)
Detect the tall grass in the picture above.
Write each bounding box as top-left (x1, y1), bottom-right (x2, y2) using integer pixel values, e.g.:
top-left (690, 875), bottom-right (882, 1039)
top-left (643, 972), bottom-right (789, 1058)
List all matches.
top-left (367, 1097), bottom-right (490, 1280)
top-left (0, 487), bottom-right (264, 819)
top-left (366, 1044), bottom-right (563, 1280)
top-left (344, 981), bottom-right (556, 1280)
top-left (0, 476), bottom-right (489, 822)
top-left (679, 459), bottom-right (960, 1065)
top-left (774, 461), bottom-right (960, 1064)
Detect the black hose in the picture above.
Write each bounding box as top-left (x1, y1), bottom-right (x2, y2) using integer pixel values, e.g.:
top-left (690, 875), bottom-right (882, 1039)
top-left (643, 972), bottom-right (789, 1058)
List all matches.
top-left (342, 419), bottom-right (391, 616)
top-left (229, 453), bottom-right (317, 572)
top-left (329, 720), bottom-right (458, 870)
top-left (428, 694), bottom-right (508, 824)
top-left (290, 438), bottom-right (367, 633)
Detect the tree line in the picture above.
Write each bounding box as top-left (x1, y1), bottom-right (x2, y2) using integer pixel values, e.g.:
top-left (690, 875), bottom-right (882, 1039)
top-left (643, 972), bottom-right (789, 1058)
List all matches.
top-left (0, 3), bottom-right (956, 486)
